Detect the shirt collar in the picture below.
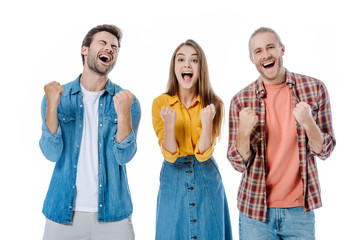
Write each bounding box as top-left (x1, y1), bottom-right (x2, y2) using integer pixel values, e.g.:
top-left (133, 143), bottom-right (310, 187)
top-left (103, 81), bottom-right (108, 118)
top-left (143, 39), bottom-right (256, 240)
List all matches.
top-left (70, 74), bottom-right (115, 95)
top-left (168, 94), bottom-right (201, 107)
top-left (256, 68), bottom-right (294, 98)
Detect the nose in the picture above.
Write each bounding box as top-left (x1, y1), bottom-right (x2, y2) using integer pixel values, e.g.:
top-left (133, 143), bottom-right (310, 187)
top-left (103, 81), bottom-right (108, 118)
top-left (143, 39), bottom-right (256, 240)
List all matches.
top-left (104, 43), bottom-right (113, 53)
top-left (184, 60), bottom-right (192, 68)
top-left (261, 50), bottom-right (271, 60)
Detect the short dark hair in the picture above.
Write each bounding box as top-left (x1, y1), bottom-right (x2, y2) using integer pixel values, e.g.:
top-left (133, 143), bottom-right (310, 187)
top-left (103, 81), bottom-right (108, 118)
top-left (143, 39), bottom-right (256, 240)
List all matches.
top-left (81, 24), bottom-right (122, 65)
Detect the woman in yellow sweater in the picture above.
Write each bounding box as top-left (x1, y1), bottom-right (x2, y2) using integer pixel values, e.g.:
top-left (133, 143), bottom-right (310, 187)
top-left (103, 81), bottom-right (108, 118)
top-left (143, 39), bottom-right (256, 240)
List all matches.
top-left (152, 39), bottom-right (232, 240)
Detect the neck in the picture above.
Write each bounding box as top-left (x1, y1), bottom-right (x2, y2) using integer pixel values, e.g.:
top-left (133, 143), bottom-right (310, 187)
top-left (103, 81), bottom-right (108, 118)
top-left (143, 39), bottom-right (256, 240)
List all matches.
top-left (80, 67), bottom-right (108, 92)
top-left (179, 88), bottom-right (197, 109)
top-left (262, 68), bottom-right (286, 85)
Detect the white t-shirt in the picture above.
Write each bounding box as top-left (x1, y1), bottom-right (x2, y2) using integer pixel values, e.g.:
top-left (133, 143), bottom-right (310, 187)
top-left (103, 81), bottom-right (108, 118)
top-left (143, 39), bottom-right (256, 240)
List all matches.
top-left (74, 85), bottom-right (104, 212)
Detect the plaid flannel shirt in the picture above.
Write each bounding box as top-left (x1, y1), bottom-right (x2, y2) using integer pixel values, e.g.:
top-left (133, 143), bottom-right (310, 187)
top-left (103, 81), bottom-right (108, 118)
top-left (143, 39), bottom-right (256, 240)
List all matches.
top-left (227, 70), bottom-right (336, 222)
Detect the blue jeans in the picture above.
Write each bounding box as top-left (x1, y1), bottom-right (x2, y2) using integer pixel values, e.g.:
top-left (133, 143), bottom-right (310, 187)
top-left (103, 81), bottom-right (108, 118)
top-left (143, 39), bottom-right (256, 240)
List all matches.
top-left (239, 207), bottom-right (315, 240)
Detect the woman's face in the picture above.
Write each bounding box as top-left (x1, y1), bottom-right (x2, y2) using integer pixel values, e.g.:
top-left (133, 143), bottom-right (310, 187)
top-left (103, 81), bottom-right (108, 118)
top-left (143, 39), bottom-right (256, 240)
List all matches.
top-left (174, 45), bottom-right (199, 92)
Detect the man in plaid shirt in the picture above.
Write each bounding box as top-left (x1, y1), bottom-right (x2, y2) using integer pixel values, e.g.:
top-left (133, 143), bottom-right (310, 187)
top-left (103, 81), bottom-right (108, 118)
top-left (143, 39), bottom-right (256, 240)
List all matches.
top-left (227, 27), bottom-right (336, 239)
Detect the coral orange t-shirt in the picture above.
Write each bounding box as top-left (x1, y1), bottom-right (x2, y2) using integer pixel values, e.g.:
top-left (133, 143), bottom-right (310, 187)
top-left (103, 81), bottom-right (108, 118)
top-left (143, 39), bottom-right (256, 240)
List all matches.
top-left (263, 82), bottom-right (304, 208)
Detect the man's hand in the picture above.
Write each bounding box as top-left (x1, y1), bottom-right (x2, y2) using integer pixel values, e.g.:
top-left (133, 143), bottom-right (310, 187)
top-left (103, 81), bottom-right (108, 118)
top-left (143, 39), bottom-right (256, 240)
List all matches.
top-left (44, 81), bottom-right (64, 109)
top-left (293, 102), bottom-right (314, 128)
top-left (238, 107), bottom-right (258, 137)
top-left (236, 107), bottom-right (258, 160)
top-left (44, 81), bottom-right (64, 134)
top-left (293, 102), bottom-right (324, 154)
top-left (113, 90), bottom-right (133, 144)
top-left (113, 90), bottom-right (134, 117)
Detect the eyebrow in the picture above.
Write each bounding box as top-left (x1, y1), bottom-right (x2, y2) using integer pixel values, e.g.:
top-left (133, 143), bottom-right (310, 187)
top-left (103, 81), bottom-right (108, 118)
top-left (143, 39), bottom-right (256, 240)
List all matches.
top-left (176, 53), bottom-right (198, 57)
top-left (97, 40), bottom-right (119, 48)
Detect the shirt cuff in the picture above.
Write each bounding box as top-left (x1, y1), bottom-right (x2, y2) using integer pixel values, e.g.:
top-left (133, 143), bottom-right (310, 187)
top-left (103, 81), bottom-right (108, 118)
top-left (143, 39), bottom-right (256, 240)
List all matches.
top-left (161, 144), bottom-right (180, 163)
top-left (42, 124), bottom-right (62, 142)
top-left (113, 130), bottom-right (135, 149)
top-left (195, 143), bottom-right (214, 162)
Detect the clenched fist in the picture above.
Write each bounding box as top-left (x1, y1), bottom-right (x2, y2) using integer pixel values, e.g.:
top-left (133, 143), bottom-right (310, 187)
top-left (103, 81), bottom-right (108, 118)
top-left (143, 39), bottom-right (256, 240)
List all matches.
top-left (293, 102), bottom-right (314, 128)
top-left (200, 104), bottom-right (216, 127)
top-left (44, 81), bottom-right (64, 109)
top-left (160, 106), bottom-right (176, 127)
top-left (238, 107), bottom-right (258, 137)
top-left (113, 90), bottom-right (134, 117)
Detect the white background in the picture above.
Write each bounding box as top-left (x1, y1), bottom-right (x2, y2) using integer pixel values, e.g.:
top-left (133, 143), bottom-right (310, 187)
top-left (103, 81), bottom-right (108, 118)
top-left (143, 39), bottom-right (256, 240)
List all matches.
top-left (1, 0), bottom-right (359, 239)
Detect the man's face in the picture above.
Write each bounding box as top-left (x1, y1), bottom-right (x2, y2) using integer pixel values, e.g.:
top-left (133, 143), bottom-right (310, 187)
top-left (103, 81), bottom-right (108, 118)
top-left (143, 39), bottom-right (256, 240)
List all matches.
top-left (82, 31), bottom-right (119, 76)
top-left (249, 32), bottom-right (285, 84)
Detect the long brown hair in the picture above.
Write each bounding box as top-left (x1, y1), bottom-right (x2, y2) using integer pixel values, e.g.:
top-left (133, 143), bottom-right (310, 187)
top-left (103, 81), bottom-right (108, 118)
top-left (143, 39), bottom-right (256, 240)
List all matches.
top-left (165, 39), bottom-right (223, 139)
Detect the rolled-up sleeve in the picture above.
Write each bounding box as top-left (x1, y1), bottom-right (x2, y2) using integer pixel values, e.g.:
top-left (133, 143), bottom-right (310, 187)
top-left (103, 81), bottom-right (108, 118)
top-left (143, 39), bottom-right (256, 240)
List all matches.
top-left (310, 83), bottom-right (336, 160)
top-left (227, 97), bottom-right (254, 172)
top-left (39, 96), bottom-right (64, 162)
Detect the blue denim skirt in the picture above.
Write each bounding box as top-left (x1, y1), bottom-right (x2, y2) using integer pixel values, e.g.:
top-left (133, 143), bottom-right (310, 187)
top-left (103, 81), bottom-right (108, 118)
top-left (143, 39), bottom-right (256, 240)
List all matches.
top-left (155, 155), bottom-right (232, 240)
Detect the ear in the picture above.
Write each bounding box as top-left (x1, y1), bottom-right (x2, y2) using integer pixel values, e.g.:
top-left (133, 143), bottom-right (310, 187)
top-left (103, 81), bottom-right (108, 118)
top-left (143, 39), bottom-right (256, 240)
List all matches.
top-left (81, 46), bottom-right (88, 57)
top-left (249, 54), bottom-right (255, 64)
top-left (281, 45), bottom-right (285, 56)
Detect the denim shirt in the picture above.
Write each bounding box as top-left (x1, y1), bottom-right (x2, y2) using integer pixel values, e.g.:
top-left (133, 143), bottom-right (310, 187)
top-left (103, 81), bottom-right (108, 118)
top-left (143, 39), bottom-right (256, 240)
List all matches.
top-left (39, 75), bottom-right (141, 224)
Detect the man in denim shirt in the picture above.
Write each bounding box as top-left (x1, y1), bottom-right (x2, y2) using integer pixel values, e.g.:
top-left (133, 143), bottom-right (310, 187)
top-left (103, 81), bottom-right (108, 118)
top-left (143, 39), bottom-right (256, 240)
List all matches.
top-left (40, 24), bottom-right (141, 240)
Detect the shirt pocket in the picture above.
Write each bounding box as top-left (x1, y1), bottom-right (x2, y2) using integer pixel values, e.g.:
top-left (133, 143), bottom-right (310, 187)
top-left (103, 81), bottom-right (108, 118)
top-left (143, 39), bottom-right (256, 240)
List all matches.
top-left (57, 113), bottom-right (76, 137)
top-left (103, 114), bottom-right (118, 138)
top-left (57, 113), bottom-right (75, 123)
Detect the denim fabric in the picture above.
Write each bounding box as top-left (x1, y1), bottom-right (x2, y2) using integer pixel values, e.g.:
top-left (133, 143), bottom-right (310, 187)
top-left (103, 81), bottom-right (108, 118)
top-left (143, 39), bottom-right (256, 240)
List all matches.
top-left (239, 207), bottom-right (315, 240)
top-left (156, 155), bottom-right (232, 240)
top-left (39, 75), bottom-right (141, 224)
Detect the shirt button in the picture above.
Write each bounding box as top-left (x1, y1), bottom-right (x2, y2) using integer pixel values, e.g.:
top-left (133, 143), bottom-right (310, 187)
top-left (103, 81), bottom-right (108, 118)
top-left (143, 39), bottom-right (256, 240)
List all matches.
top-left (79, 124), bottom-right (82, 128)
top-left (99, 184), bottom-right (102, 187)
top-left (74, 165), bottom-right (76, 168)
top-left (100, 124), bottom-right (103, 127)
top-left (100, 104), bottom-right (103, 107)
top-left (99, 204), bottom-right (103, 207)
top-left (77, 145), bottom-right (79, 148)
top-left (190, 203), bottom-right (196, 206)
top-left (73, 186), bottom-right (75, 189)
top-left (69, 206), bottom-right (72, 209)
top-left (99, 144), bottom-right (102, 147)
top-left (80, 105), bottom-right (83, 108)
top-left (189, 187), bottom-right (194, 190)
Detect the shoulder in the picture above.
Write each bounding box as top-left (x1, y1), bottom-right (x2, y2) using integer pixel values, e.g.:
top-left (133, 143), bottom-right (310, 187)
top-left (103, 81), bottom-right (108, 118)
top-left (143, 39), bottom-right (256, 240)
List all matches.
top-left (152, 93), bottom-right (174, 106)
top-left (291, 72), bottom-right (328, 91)
top-left (230, 80), bottom-right (258, 104)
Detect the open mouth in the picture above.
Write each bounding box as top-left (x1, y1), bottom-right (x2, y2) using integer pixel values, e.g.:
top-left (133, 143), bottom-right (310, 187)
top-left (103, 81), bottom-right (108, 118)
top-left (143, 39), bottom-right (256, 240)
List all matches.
top-left (262, 61), bottom-right (275, 69)
top-left (181, 72), bottom-right (193, 81)
top-left (98, 53), bottom-right (112, 64)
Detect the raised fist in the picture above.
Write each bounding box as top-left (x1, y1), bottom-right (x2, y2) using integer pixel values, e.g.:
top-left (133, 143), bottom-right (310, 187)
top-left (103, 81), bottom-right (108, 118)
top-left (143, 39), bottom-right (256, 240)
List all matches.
top-left (238, 107), bottom-right (258, 137)
top-left (293, 102), bottom-right (313, 127)
top-left (44, 81), bottom-right (64, 109)
top-left (200, 103), bottom-right (216, 127)
top-left (113, 90), bottom-right (134, 117)
top-left (160, 106), bottom-right (176, 127)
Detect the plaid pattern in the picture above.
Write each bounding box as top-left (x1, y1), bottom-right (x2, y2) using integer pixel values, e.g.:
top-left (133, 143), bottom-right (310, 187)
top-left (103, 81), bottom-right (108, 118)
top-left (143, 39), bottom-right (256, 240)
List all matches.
top-left (227, 70), bottom-right (336, 222)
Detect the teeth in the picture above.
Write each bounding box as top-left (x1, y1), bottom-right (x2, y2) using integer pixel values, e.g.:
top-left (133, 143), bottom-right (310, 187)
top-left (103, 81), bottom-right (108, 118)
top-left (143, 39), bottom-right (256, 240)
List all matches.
top-left (100, 55), bottom-right (110, 60)
top-left (263, 62), bottom-right (274, 67)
